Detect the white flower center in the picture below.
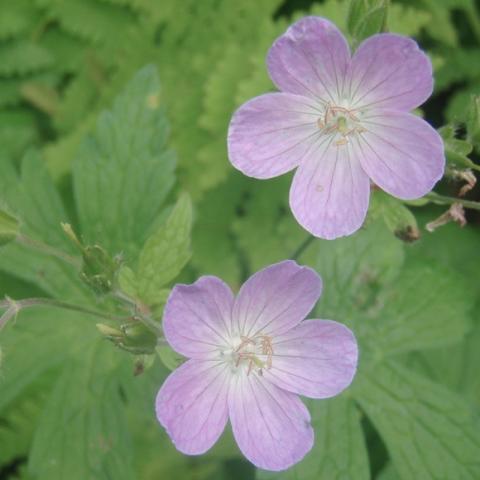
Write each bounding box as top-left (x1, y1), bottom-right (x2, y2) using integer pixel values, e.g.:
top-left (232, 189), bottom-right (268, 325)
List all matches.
top-left (317, 103), bottom-right (366, 147)
top-left (220, 333), bottom-right (274, 376)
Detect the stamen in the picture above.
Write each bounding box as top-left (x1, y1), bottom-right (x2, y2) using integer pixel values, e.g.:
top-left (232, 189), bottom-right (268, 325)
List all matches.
top-left (316, 103), bottom-right (366, 146)
top-left (335, 138), bottom-right (348, 147)
top-left (232, 333), bottom-right (274, 375)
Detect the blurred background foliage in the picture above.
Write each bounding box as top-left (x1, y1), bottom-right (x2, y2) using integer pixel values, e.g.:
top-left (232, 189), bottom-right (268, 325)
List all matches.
top-left (0, 0), bottom-right (479, 479)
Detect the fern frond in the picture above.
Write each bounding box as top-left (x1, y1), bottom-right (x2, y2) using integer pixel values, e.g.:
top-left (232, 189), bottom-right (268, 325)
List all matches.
top-left (0, 40), bottom-right (53, 76)
top-left (46, 0), bottom-right (140, 48)
top-left (0, 0), bottom-right (41, 40)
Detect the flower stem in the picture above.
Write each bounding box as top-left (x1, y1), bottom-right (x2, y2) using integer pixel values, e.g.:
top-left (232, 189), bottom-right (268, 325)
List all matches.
top-left (425, 192), bottom-right (480, 211)
top-left (17, 234), bottom-right (81, 267)
top-left (0, 297), bottom-right (125, 329)
top-left (113, 290), bottom-right (161, 334)
top-left (291, 235), bottom-right (316, 260)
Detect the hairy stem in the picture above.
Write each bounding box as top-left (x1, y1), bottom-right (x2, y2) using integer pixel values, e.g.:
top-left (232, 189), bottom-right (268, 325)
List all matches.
top-left (17, 234), bottom-right (81, 267)
top-left (113, 290), bottom-right (161, 334)
top-left (425, 192), bottom-right (480, 211)
top-left (0, 297), bottom-right (125, 329)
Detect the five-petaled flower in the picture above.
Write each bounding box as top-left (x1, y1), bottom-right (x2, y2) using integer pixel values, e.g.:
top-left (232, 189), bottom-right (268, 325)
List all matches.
top-left (228, 17), bottom-right (445, 239)
top-left (155, 260), bottom-right (358, 471)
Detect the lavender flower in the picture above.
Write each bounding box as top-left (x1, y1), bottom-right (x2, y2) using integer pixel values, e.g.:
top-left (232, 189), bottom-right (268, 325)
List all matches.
top-left (228, 17), bottom-right (445, 239)
top-left (156, 260), bottom-right (358, 471)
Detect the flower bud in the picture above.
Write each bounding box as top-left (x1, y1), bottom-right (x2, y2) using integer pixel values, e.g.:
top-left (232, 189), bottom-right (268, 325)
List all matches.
top-left (97, 321), bottom-right (157, 355)
top-left (62, 223), bottom-right (120, 295)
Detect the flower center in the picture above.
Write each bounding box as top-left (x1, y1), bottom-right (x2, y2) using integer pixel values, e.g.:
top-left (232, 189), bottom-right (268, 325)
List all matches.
top-left (221, 334), bottom-right (274, 376)
top-left (317, 103), bottom-right (366, 147)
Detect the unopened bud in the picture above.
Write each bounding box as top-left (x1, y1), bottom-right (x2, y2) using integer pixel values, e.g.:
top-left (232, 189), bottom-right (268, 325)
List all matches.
top-left (98, 320), bottom-right (157, 355)
top-left (61, 223), bottom-right (83, 250)
top-left (96, 323), bottom-right (123, 338)
top-left (0, 209), bottom-right (20, 246)
top-left (62, 223), bottom-right (119, 295)
top-left (81, 245), bottom-right (118, 295)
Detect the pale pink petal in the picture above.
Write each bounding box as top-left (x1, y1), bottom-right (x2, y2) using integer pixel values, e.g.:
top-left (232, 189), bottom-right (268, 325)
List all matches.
top-left (267, 16), bottom-right (350, 103)
top-left (232, 260), bottom-right (322, 338)
top-left (227, 93), bottom-right (321, 179)
top-left (163, 276), bottom-right (234, 358)
top-left (156, 360), bottom-right (230, 455)
top-left (289, 137), bottom-right (371, 239)
top-left (228, 373), bottom-right (313, 471)
top-left (263, 320), bottom-right (358, 399)
top-left (355, 110), bottom-right (445, 199)
top-left (347, 34), bottom-right (433, 111)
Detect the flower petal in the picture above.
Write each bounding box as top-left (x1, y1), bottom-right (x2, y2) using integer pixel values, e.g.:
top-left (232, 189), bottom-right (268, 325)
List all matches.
top-left (156, 360), bottom-right (230, 455)
top-left (227, 93), bottom-right (321, 179)
top-left (267, 16), bottom-right (350, 103)
top-left (289, 137), bottom-right (371, 239)
top-left (229, 373), bottom-right (313, 471)
top-left (233, 260), bottom-right (322, 338)
top-left (347, 33), bottom-right (433, 111)
top-left (163, 276), bottom-right (234, 358)
top-left (263, 320), bottom-right (358, 399)
top-left (355, 110), bottom-right (445, 199)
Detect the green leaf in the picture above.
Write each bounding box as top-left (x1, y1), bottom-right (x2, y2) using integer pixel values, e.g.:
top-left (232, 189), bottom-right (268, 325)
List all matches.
top-left (387, 4), bottom-right (430, 36)
top-left (354, 362), bottom-right (480, 480)
top-left (439, 125), bottom-right (477, 170)
top-left (347, 0), bottom-right (388, 46)
top-left (310, 219), bottom-right (474, 358)
top-left (0, 370), bottom-right (54, 466)
top-left (370, 262), bottom-right (473, 356)
top-left (435, 49), bottom-right (480, 91)
top-left (46, 0), bottom-right (139, 49)
top-left (0, 109), bottom-right (39, 159)
top-left (0, 40), bottom-right (53, 76)
top-left (156, 345), bottom-right (185, 371)
top-left (0, 151), bottom-right (87, 299)
top-left (0, 0), bottom-right (41, 40)
top-left (377, 463), bottom-right (400, 480)
top-left (312, 220), bottom-right (404, 324)
top-left (258, 396), bottom-right (370, 480)
top-left (0, 309), bottom-right (88, 413)
top-left (407, 323), bottom-right (480, 408)
top-left (28, 342), bottom-right (135, 480)
top-left (73, 65), bottom-right (176, 259)
top-left (232, 175), bottom-right (305, 275)
top-left (0, 208), bottom-right (20, 246)
top-left (135, 193), bottom-right (193, 305)
top-left (192, 173), bottom-right (246, 286)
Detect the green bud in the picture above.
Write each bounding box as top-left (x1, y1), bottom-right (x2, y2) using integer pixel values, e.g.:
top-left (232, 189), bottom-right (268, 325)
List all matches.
top-left (0, 209), bottom-right (20, 246)
top-left (96, 323), bottom-right (123, 338)
top-left (120, 322), bottom-right (157, 354)
top-left (98, 320), bottom-right (157, 355)
top-left (81, 245), bottom-right (118, 295)
top-left (62, 223), bottom-right (120, 295)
